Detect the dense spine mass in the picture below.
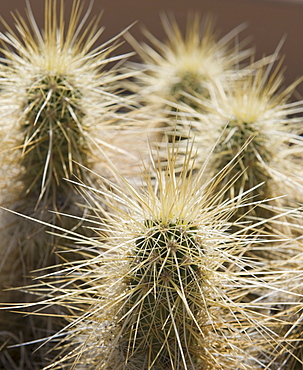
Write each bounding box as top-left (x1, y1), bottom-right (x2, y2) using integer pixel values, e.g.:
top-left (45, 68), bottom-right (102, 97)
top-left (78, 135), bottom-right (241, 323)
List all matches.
top-left (125, 221), bottom-right (201, 368)
top-left (21, 74), bottom-right (87, 202)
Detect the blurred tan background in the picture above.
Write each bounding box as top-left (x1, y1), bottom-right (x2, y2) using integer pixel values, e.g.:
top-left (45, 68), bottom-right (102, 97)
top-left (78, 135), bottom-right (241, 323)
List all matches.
top-left (1, 0), bottom-right (303, 93)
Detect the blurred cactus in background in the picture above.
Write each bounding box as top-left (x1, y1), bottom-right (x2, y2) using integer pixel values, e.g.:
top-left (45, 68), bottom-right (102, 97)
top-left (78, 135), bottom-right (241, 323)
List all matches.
top-left (125, 14), bottom-right (251, 109)
top-left (125, 14), bottom-right (303, 230)
top-left (1, 1), bottom-right (303, 369)
top-left (165, 60), bottom-right (303, 228)
top-left (123, 14), bottom-right (254, 147)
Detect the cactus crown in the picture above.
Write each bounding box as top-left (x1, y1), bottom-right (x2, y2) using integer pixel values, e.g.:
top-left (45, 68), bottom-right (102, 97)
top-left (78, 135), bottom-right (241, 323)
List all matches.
top-left (125, 14), bottom-right (251, 109)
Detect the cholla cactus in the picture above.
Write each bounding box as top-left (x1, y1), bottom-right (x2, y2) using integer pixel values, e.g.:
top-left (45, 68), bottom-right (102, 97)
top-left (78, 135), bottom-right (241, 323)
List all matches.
top-left (1, 4), bottom-right (303, 369)
top-left (24, 145), bottom-right (303, 370)
top-left (125, 14), bottom-right (251, 112)
top-left (211, 63), bottom-right (303, 208)
top-left (0, 0), bottom-right (137, 275)
top-left (0, 0), bottom-right (135, 210)
top-left (0, 0), bottom-right (136, 366)
top-left (165, 59), bottom-right (303, 225)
